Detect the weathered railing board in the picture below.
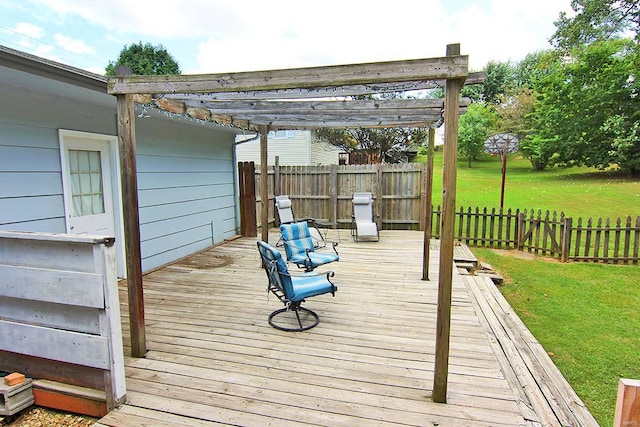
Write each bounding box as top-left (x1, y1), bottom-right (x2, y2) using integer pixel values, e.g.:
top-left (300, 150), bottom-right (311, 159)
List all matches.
top-left (0, 231), bottom-right (126, 413)
top-left (0, 265), bottom-right (105, 308)
top-left (0, 238), bottom-right (97, 271)
top-left (0, 298), bottom-right (101, 335)
top-left (0, 320), bottom-right (110, 369)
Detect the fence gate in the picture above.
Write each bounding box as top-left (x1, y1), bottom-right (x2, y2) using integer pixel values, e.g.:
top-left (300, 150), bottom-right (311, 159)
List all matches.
top-left (517, 210), bottom-right (570, 261)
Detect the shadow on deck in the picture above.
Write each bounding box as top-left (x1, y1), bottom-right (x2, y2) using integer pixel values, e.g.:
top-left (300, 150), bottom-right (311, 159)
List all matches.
top-left (96, 230), bottom-right (597, 427)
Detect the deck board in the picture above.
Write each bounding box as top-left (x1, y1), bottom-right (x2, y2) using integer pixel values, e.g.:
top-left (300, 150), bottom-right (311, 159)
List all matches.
top-left (97, 230), bottom-right (594, 427)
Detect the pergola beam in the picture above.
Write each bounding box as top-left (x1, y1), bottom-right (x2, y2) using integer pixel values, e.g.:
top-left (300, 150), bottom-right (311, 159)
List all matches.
top-left (108, 55), bottom-right (468, 95)
top-left (184, 98), bottom-right (470, 113)
top-left (155, 72), bottom-right (484, 101)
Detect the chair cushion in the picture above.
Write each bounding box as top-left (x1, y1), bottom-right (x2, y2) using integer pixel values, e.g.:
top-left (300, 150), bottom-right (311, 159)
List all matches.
top-left (289, 251), bottom-right (339, 268)
top-left (276, 198), bottom-right (292, 208)
top-left (290, 273), bottom-right (337, 301)
top-left (280, 222), bottom-right (315, 259)
top-left (356, 222), bottom-right (378, 237)
top-left (352, 195), bottom-right (371, 205)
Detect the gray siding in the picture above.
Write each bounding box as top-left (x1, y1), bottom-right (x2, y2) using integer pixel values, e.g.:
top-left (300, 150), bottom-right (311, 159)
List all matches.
top-left (0, 72), bottom-right (116, 232)
top-left (0, 65), bottom-right (240, 274)
top-left (135, 117), bottom-right (238, 271)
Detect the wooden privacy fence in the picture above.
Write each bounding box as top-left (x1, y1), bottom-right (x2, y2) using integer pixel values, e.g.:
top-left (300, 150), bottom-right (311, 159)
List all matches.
top-left (240, 161), bottom-right (428, 231)
top-left (239, 162), bottom-right (639, 265)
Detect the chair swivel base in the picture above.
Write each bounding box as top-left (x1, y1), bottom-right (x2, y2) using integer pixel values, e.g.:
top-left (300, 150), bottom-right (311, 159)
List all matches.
top-left (268, 306), bottom-right (319, 332)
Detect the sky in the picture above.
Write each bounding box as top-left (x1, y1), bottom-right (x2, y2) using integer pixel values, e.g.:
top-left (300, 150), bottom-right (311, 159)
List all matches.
top-left (0, 0), bottom-right (574, 76)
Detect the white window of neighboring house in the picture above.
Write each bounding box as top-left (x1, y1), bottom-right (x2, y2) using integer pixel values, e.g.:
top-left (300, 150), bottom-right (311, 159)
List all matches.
top-left (268, 130), bottom-right (296, 139)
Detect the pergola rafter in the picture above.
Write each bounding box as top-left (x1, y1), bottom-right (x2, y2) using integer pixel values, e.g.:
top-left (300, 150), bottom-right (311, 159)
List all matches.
top-left (108, 43), bottom-right (483, 404)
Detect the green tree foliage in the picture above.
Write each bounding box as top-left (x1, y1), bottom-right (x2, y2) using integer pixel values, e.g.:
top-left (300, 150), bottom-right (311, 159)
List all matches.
top-left (315, 126), bottom-right (428, 164)
top-left (552, 0), bottom-right (640, 50)
top-left (527, 39), bottom-right (639, 175)
top-left (105, 42), bottom-right (181, 76)
top-left (314, 93), bottom-right (429, 164)
top-left (458, 103), bottom-right (498, 167)
top-left (494, 88), bottom-right (536, 142)
top-left (482, 60), bottom-right (517, 104)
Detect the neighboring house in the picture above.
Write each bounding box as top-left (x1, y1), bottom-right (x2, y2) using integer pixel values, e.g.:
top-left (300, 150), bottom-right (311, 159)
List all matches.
top-left (0, 45), bottom-right (243, 276)
top-left (235, 129), bottom-right (341, 165)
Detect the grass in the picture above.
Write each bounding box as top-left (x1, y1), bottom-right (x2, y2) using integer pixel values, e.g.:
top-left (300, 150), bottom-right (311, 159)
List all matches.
top-left (420, 152), bottom-right (639, 220)
top-left (416, 152), bottom-right (640, 426)
top-left (473, 248), bottom-right (639, 426)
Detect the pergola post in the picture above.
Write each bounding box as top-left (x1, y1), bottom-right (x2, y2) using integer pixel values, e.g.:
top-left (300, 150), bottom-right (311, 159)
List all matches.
top-left (259, 125), bottom-right (269, 243)
top-left (433, 43), bottom-right (464, 403)
top-left (422, 126), bottom-right (435, 281)
top-left (116, 92), bottom-right (146, 358)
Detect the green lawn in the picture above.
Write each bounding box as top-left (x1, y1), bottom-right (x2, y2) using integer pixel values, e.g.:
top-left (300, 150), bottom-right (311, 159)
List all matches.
top-left (473, 248), bottom-right (639, 426)
top-left (418, 152), bottom-right (640, 426)
top-left (422, 152), bottom-right (639, 221)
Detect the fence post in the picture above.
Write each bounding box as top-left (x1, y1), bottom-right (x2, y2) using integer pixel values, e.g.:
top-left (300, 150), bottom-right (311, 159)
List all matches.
top-left (239, 161), bottom-right (257, 237)
top-left (561, 217), bottom-right (572, 262)
top-left (375, 163), bottom-right (383, 230)
top-left (330, 164), bottom-right (338, 228)
top-left (517, 212), bottom-right (525, 250)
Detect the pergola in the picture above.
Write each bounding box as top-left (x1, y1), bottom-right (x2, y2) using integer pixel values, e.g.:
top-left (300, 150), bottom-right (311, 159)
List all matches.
top-left (107, 43), bottom-right (483, 403)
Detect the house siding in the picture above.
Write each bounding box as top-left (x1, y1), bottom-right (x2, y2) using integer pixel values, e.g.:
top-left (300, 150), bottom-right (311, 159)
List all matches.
top-left (310, 135), bottom-right (341, 165)
top-left (0, 63), bottom-right (240, 274)
top-left (134, 117), bottom-right (238, 271)
top-left (236, 130), bottom-right (323, 165)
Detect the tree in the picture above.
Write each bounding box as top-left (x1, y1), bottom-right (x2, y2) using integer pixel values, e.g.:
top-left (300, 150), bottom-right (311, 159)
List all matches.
top-left (105, 42), bottom-right (181, 76)
top-left (313, 93), bottom-right (429, 164)
top-left (494, 88), bottom-right (536, 142)
top-left (551, 0), bottom-right (640, 51)
top-left (315, 126), bottom-right (428, 164)
top-left (457, 103), bottom-right (498, 168)
top-left (526, 38), bottom-right (640, 175)
top-left (482, 61), bottom-right (517, 104)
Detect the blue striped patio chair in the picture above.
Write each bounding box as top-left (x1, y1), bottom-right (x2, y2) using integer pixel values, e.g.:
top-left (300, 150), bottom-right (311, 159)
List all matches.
top-left (257, 240), bottom-right (337, 331)
top-left (280, 221), bottom-right (339, 272)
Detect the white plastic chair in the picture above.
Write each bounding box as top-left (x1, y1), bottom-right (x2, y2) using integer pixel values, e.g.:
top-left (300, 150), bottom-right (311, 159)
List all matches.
top-left (275, 195), bottom-right (325, 247)
top-left (351, 192), bottom-right (379, 241)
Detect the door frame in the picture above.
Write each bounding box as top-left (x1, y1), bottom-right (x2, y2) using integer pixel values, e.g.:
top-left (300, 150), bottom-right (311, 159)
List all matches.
top-left (59, 129), bottom-right (126, 278)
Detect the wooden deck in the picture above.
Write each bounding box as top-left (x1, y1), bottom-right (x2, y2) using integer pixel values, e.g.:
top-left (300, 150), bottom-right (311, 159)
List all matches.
top-left (96, 230), bottom-right (597, 427)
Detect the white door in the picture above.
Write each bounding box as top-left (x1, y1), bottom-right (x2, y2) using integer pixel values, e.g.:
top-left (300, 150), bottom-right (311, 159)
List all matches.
top-left (60, 130), bottom-right (125, 276)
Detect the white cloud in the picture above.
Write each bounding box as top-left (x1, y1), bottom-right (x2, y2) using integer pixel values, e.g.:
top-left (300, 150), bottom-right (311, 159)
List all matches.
top-left (54, 33), bottom-right (95, 55)
top-left (11, 22), bottom-right (45, 39)
top-left (32, 43), bottom-right (64, 63)
top-left (25, 0), bottom-right (574, 73)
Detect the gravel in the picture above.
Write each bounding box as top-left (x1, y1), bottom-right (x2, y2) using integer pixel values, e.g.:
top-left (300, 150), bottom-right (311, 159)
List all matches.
top-left (3, 407), bottom-right (96, 427)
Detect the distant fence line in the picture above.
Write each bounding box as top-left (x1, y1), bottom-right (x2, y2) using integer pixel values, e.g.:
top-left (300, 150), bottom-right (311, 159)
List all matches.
top-left (240, 162), bottom-right (639, 265)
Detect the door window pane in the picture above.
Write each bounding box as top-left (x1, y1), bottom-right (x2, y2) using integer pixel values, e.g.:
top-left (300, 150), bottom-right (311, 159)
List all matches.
top-left (69, 149), bottom-right (105, 216)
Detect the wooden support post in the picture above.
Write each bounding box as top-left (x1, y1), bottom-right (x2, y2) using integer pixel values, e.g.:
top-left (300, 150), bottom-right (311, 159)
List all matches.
top-left (433, 43), bottom-right (464, 403)
top-left (615, 379), bottom-right (640, 427)
top-left (375, 163), bottom-right (383, 230)
top-left (330, 164), bottom-right (338, 228)
top-left (422, 126), bottom-right (435, 281)
top-left (259, 126), bottom-right (269, 243)
top-left (116, 93), bottom-right (146, 358)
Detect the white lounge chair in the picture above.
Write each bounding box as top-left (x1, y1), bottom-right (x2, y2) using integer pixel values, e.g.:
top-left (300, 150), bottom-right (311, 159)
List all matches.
top-left (275, 195), bottom-right (325, 247)
top-left (351, 192), bottom-right (380, 241)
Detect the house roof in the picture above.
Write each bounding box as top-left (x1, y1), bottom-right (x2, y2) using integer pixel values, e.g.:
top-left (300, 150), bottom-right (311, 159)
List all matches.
top-left (0, 44), bottom-right (107, 92)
